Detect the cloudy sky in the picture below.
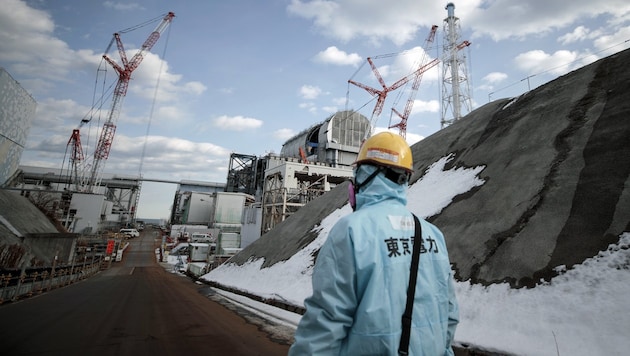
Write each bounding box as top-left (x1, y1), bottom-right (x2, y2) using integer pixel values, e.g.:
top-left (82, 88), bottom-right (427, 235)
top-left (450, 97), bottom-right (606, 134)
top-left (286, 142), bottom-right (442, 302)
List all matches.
top-left (1, 0), bottom-right (629, 218)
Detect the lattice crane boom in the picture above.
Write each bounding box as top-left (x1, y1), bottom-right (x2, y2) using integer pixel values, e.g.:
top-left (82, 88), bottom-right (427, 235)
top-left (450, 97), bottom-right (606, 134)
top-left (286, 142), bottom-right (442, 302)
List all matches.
top-left (347, 57), bottom-right (391, 123)
top-left (390, 58), bottom-right (439, 137)
top-left (389, 25), bottom-right (438, 138)
top-left (67, 129), bottom-right (85, 191)
top-left (348, 55), bottom-right (426, 133)
top-left (85, 12), bottom-right (175, 192)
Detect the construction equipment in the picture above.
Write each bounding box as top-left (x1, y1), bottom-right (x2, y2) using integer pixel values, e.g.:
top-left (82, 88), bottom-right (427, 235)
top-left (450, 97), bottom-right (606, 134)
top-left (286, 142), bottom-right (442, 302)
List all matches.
top-left (349, 23), bottom-right (470, 139)
top-left (66, 129), bottom-right (84, 191)
top-left (348, 57), bottom-right (411, 133)
top-left (348, 26), bottom-right (442, 137)
top-left (389, 27), bottom-right (470, 138)
top-left (299, 147), bottom-right (309, 163)
top-left (389, 25), bottom-right (438, 138)
top-left (65, 12), bottom-right (175, 193)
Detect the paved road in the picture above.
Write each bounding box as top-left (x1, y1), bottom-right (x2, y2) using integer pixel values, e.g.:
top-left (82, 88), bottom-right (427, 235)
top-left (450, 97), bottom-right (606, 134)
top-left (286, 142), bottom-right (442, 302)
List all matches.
top-left (0, 230), bottom-right (290, 355)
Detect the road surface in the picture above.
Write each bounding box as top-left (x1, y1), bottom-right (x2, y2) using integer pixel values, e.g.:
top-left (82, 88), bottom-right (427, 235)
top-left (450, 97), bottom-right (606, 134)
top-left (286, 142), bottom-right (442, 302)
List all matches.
top-left (0, 229), bottom-right (291, 355)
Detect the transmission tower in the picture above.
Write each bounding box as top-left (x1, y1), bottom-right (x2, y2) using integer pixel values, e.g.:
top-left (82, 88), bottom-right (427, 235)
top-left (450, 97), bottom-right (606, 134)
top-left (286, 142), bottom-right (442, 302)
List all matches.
top-left (441, 2), bottom-right (472, 129)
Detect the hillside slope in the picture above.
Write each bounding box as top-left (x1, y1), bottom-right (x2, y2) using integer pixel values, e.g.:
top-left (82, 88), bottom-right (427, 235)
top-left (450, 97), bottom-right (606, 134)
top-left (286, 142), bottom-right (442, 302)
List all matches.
top-left (414, 48), bottom-right (630, 287)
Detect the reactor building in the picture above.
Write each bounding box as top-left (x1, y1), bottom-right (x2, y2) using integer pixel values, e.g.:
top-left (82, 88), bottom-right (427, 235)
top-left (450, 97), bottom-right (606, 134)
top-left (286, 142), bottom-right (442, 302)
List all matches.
top-left (226, 110), bottom-right (370, 232)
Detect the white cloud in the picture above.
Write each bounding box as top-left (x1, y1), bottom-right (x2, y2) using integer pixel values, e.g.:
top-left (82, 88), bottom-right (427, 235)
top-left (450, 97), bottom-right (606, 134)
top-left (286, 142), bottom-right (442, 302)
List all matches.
top-left (466, 0), bottom-right (630, 41)
top-left (405, 132), bottom-right (424, 146)
top-left (34, 98), bottom-right (91, 131)
top-left (155, 106), bottom-right (184, 121)
top-left (103, 1), bottom-right (144, 11)
top-left (514, 49), bottom-right (580, 76)
top-left (593, 25), bottom-right (630, 54)
top-left (313, 46), bottom-right (362, 66)
top-left (410, 99), bottom-right (440, 114)
top-left (274, 128), bottom-right (296, 140)
top-left (213, 115), bottom-right (263, 131)
top-left (0, 0), bottom-right (89, 85)
top-left (558, 25), bottom-right (591, 44)
top-left (287, 0), bottom-right (444, 46)
top-left (321, 106), bottom-right (338, 113)
top-left (298, 102), bottom-right (317, 114)
top-left (332, 97), bottom-right (348, 106)
top-left (287, 0), bottom-right (630, 47)
top-left (0, 2), bottom-right (201, 105)
top-left (123, 52), bottom-right (206, 103)
top-left (299, 85), bottom-right (322, 100)
top-left (289, 0), bottom-right (630, 46)
top-left (483, 72), bottom-right (508, 84)
top-left (105, 135), bottom-right (231, 180)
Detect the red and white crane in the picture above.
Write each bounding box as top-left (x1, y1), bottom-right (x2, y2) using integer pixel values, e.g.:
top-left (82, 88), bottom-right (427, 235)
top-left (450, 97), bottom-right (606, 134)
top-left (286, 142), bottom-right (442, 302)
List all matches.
top-left (347, 25), bottom-right (442, 137)
top-left (389, 25), bottom-right (439, 138)
top-left (389, 27), bottom-right (470, 138)
top-left (67, 12), bottom-right (175, 193)
top-left (347, 25), bottom-right (471, 139)
top-left (348, 57), bottom-right (413, 134)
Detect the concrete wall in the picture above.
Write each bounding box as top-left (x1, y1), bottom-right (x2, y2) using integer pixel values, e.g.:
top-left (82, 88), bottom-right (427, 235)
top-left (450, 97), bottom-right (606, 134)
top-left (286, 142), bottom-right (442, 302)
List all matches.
top-left (0, 190), bottom-right (77, 269)
top-left (0, 68), bottom-right (37, 185)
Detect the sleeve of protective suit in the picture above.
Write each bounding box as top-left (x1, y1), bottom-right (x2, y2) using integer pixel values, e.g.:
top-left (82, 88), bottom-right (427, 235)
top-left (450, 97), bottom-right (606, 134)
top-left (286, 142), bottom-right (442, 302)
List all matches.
top-left (288, 217), bottom-right (357, 355)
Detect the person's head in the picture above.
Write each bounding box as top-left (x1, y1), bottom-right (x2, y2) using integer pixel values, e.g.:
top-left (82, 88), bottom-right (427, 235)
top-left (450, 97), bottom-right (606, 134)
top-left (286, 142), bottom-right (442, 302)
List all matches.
top-left (349, 131), bottom-right (413, 210)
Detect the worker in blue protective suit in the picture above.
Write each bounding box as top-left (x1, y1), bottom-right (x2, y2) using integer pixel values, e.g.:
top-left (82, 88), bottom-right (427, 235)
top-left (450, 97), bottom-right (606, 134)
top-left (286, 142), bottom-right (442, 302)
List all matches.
top-left (289, 131), bottom-right (459, 356)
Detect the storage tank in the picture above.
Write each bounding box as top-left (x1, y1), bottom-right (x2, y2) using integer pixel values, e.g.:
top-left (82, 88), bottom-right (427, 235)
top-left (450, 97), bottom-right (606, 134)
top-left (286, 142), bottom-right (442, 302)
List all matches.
top-left (280, 110), bottom-right (370, 166)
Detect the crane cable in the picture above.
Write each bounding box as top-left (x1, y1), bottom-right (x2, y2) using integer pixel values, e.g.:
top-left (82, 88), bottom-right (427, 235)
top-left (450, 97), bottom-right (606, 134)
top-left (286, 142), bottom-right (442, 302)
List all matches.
top-left (138, 21), bottom-right (172, 176)
top-left (118, 13), bottom-right (169, 34)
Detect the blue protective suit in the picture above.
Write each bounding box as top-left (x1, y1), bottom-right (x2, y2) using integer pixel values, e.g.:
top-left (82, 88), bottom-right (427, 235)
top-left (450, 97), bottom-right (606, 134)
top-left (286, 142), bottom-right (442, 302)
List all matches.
top-left (289, 165), bottom-right (459, 356)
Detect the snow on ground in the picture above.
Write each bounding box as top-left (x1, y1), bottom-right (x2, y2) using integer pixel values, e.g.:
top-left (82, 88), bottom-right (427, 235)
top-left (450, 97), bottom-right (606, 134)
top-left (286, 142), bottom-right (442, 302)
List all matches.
top-left (193, 155), bottom-right (630, 355)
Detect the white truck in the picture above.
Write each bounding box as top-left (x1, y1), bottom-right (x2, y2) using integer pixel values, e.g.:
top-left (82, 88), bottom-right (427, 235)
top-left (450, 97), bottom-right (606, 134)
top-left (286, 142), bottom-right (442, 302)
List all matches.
top-left (119, 228), bottom-right (140, 238)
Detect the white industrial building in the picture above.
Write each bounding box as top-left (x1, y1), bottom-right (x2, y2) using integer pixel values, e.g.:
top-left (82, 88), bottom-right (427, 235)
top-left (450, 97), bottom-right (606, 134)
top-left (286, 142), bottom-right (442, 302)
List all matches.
top-left (226, 110), bottom-right (370, 234)
top-left (6, 165), bottom-right (142, 233)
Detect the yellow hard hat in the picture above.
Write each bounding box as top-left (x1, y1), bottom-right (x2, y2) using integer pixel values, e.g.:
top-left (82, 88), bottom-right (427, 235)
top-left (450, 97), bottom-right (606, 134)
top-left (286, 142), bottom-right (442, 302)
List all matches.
top-left (355, 132), bottom-right (413, 172)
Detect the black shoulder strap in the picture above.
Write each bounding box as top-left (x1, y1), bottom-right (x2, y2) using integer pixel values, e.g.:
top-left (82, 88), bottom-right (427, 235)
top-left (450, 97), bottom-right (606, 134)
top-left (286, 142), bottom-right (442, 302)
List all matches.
top-left (398, 214), bottom-right (422, 356)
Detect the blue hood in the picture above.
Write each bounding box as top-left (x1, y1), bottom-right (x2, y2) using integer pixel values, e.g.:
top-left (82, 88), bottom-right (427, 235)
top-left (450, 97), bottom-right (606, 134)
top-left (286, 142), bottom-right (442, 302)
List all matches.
top-left (354, 164), bottom-right (408, 211)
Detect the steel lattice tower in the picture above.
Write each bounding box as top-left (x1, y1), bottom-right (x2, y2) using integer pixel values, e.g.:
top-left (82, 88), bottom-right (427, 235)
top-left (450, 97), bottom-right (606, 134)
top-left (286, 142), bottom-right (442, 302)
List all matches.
top-left (441, 3), bottom-right (472, 129)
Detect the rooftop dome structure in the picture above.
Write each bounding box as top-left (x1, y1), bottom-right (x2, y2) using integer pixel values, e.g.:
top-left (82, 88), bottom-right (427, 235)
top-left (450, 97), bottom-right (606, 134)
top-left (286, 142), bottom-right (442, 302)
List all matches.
top-left (280, 110), bottom-right (370, 167)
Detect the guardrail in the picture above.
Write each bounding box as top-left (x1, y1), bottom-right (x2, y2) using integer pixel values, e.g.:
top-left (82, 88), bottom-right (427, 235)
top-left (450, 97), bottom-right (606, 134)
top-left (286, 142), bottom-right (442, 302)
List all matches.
top-left (0, 257), bottom-right (103, 304)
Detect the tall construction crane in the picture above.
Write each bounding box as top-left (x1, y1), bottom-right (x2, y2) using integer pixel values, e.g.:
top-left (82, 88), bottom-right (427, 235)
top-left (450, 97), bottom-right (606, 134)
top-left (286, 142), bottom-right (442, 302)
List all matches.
top-left (389, 27), bottom-right (470, 138)
top-left (389, 25), bottom-right (439, 138)
top-left (348, 57), bottom-right (400, 125)
top-left (348, 56), bottom-right (430, 137)
top-left (81, 11), bottom-right (175, 193)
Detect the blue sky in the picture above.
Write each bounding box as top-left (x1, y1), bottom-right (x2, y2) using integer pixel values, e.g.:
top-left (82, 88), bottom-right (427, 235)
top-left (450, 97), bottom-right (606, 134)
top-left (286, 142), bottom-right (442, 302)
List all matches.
top-left (1, 0), bottom-right (629, 219)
